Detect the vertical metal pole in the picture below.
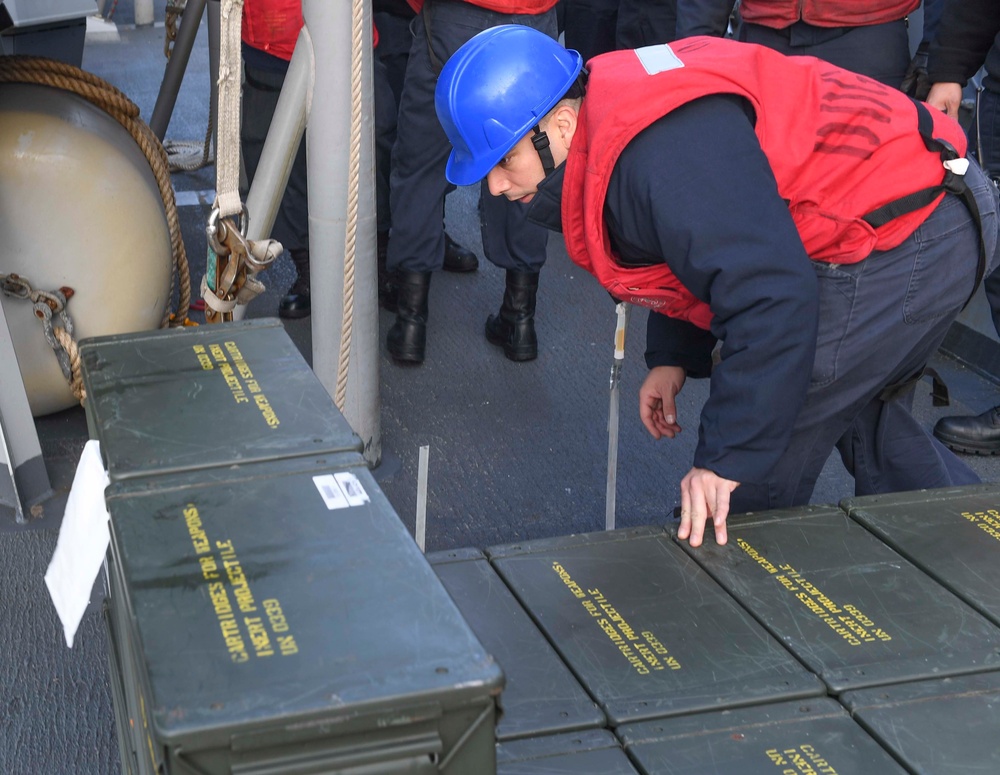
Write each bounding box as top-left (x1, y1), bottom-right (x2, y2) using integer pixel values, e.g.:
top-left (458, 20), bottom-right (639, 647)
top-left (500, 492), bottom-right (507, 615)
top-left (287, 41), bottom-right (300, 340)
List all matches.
top-left (415, 445), bottom-right (429, 551)
top-left (0, 304), bottom-right (52, 523)
top-left (149, 0), bottom-right (208, 141)
top-left (300, 0), bottom-right (381, 466)
top-left (605, 303), bottom-right (629, 531)
top-left (207, 0), bottom-right (220, 163)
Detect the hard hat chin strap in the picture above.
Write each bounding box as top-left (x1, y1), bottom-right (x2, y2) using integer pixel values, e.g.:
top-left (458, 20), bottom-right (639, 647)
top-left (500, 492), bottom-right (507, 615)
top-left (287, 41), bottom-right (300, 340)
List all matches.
top-left (530, 124), bottom-right (556, 176)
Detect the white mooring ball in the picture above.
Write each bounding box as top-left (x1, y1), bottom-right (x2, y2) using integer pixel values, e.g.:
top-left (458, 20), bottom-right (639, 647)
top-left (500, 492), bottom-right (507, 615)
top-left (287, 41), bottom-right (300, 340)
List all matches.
top-left (0, 82), bottom-right (173, 416)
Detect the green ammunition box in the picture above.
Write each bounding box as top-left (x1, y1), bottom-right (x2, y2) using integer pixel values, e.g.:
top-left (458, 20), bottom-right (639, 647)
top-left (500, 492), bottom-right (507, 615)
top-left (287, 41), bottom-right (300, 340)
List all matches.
top-left (428, 548), bottom-right (606, 740)
top-left (678, 504), bottom-right (1000, 692)
top-left (617, 698), bottom-right (909, 774)
top-left (843, 483), bottom-right (1000, 626)
top-left (496, 730), bottom-right (638, 774)
top-left (79, 319), bottom-right (363, 482)
top-left (102, 456), bottom-right (503, 774)
top-left (841, 672), bottom-right (1000, 772)
top-left (486, 527), bottom-right (824, 725)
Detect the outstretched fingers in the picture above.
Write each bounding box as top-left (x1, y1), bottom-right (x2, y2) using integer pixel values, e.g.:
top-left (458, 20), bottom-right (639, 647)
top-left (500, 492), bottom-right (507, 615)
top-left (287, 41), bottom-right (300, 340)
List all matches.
top-left (677, 468), bottom-right (738, 547)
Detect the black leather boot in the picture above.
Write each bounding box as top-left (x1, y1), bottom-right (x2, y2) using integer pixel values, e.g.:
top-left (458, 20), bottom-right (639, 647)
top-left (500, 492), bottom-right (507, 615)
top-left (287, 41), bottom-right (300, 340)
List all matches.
top-left (933, 406), bottom-right (1000, 455)
top-left (278, 248), bottom-right (311, 319)
top-left (485, 270), bottom-right (538, 361)
top-left (443, 232), bottom-right (479, 273)
top-left (387, 270), bottom-right (431, 364)
top-left (377, 231), bottom-right (397, 312)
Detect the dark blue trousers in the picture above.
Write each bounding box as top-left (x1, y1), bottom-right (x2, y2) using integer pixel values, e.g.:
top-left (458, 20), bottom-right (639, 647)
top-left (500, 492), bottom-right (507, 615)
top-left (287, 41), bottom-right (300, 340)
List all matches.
top-left (386, 0), bottom-right (556, 274)
top-left (737, 18), bottom-right (911, 89)
top-left (972, 87), bottom-right (1000, 338)
top-left (561, 0), bottom-right (620, 61)
top-left (616, 0), bottom-right (678, 49)
top-left (731, 158), bottom-right (1000, 514)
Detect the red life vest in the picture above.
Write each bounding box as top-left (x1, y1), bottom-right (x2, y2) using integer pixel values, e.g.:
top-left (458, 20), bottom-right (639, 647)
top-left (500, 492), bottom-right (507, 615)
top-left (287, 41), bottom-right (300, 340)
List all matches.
top-left (561, 37), bottom-right (968, 330)
top-left (242, 0), bottom-right (303, 62)
top-left (738, 0), bottom-right (919, 29)
top-left (406, 0), bottom-right (558, 15)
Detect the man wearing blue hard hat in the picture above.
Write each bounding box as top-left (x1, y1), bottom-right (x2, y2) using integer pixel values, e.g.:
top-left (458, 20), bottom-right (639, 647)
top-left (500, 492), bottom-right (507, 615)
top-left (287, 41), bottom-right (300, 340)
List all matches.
top-left (436, 25), bottom-right (1000, 547)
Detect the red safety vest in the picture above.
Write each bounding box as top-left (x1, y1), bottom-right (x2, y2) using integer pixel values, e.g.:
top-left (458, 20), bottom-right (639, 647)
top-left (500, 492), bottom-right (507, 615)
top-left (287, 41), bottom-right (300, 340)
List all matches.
top-left (739, 0), bottom-right (919, 29)
top-left (242, 0), bottom-right (303, 62)
top-left (406, 0), bottom-right (558, 15)
top-left (561, 37), bottom-right (967, 330)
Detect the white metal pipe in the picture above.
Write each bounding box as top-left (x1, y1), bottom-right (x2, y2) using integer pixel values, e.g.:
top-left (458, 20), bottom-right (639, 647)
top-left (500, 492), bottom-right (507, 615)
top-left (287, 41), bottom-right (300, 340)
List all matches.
top-left (243, 29), bottom-right (310, 245)
top-left (301, 0), bottom-right (381, 466)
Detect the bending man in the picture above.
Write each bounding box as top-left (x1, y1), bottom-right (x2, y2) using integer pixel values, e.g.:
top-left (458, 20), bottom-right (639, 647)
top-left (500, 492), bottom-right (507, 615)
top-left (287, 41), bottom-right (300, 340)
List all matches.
top-left (435, 28), bottom-right (1000, 546)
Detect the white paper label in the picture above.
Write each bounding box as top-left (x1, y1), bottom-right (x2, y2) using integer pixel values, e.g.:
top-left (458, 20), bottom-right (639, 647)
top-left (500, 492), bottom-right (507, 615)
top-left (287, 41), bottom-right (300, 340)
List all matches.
top-left (635, 44), bottom-right (685, 76)
top-left (313, 472), bottom-right (370, 510)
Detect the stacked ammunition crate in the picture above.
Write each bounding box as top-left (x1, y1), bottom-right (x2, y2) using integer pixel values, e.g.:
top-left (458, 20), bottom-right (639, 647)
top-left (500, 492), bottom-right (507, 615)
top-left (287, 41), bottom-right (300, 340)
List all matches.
top-left (81, 320), bottom-right (503, 774)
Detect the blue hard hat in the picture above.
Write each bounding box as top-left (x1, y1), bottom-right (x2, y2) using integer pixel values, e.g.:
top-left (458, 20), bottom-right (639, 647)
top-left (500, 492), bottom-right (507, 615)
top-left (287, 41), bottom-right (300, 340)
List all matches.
top-left (436, 25), bottom-right (584, 186)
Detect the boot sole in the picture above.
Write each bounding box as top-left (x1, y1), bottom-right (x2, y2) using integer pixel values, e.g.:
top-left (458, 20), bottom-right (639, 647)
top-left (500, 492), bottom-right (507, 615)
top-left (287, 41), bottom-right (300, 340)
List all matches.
top-left (486, 327), bottom-right (536, 361)
top-left (389, 354), bottom-right (424, 365)
top-left (934, 433), bottom-right (1000, 455)
top-left (388, 347), bottom-right (425, 365)
top-left (442, 262), bottom-right (478, 273)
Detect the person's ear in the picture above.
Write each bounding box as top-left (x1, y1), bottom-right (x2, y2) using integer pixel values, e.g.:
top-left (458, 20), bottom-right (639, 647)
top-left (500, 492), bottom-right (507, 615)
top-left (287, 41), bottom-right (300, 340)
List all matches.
top-left (553, 104), bottom-right (578, 149)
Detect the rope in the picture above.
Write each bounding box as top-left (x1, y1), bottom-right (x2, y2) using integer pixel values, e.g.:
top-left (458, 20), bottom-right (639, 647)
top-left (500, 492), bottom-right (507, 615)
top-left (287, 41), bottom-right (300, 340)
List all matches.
top-left (0, 56), bottom-right (192, 327)
top-left (334, 0), bottom-right (365, 412)
top-left (164, 118), bottom-right (215, 172)
top-left (53, 327), bottom-right (86, 403)
top-left (0, 274), bottom-right (87, 403)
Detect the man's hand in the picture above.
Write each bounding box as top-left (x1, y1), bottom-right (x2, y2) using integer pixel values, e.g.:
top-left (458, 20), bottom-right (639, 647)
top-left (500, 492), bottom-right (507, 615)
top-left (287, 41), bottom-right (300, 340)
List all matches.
top-left (639, 365), bottom-right (686, 439)
top-left (677, 467), bottom-right (740, 547)
top-left (926, 82), bottom-right (964, 120)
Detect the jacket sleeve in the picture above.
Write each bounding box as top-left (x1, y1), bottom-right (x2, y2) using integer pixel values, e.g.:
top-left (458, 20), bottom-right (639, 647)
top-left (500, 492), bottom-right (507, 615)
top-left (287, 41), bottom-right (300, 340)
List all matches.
top-left (605, 95), bottom-right (818, 485)
top-left (644, 312), bottom-right (716, 378)
top-left (927, 0), bottom-right (1000, 85)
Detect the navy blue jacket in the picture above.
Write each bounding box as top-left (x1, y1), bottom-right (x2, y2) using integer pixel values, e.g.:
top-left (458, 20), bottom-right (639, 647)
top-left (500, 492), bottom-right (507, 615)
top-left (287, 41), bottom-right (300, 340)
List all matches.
top-left (927, 0), bottom-right (1000, 95)
top-left (528, 94), bottom-right (818, 485)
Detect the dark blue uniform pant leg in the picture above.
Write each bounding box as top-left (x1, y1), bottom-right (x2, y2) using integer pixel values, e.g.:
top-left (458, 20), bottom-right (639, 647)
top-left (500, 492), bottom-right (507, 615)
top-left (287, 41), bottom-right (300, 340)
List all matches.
top-left (738, 19), bottom-right (911, 89)
top-left (731, 160), bottom-right (1000, 514)
top-left (970, 87), bottom-right (1000, 337)
top-left (562, 0), bottom-right (620, 61)
top-left (374, 54), bottom-right (398, 235)
top-left (616, 0), bottom-right (678, 49)
top-left (386, 0), bottom-right (555, 274)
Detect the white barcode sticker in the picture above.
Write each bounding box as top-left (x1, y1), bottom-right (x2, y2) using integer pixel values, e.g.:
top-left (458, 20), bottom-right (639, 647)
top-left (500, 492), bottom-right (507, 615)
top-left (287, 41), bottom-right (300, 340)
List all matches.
top-left (313, 472), bottom-right (371, 510)
top-left (334, 472), bottom-right (370, 506)
top-left (313, 474), bottom-right (349, 510)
